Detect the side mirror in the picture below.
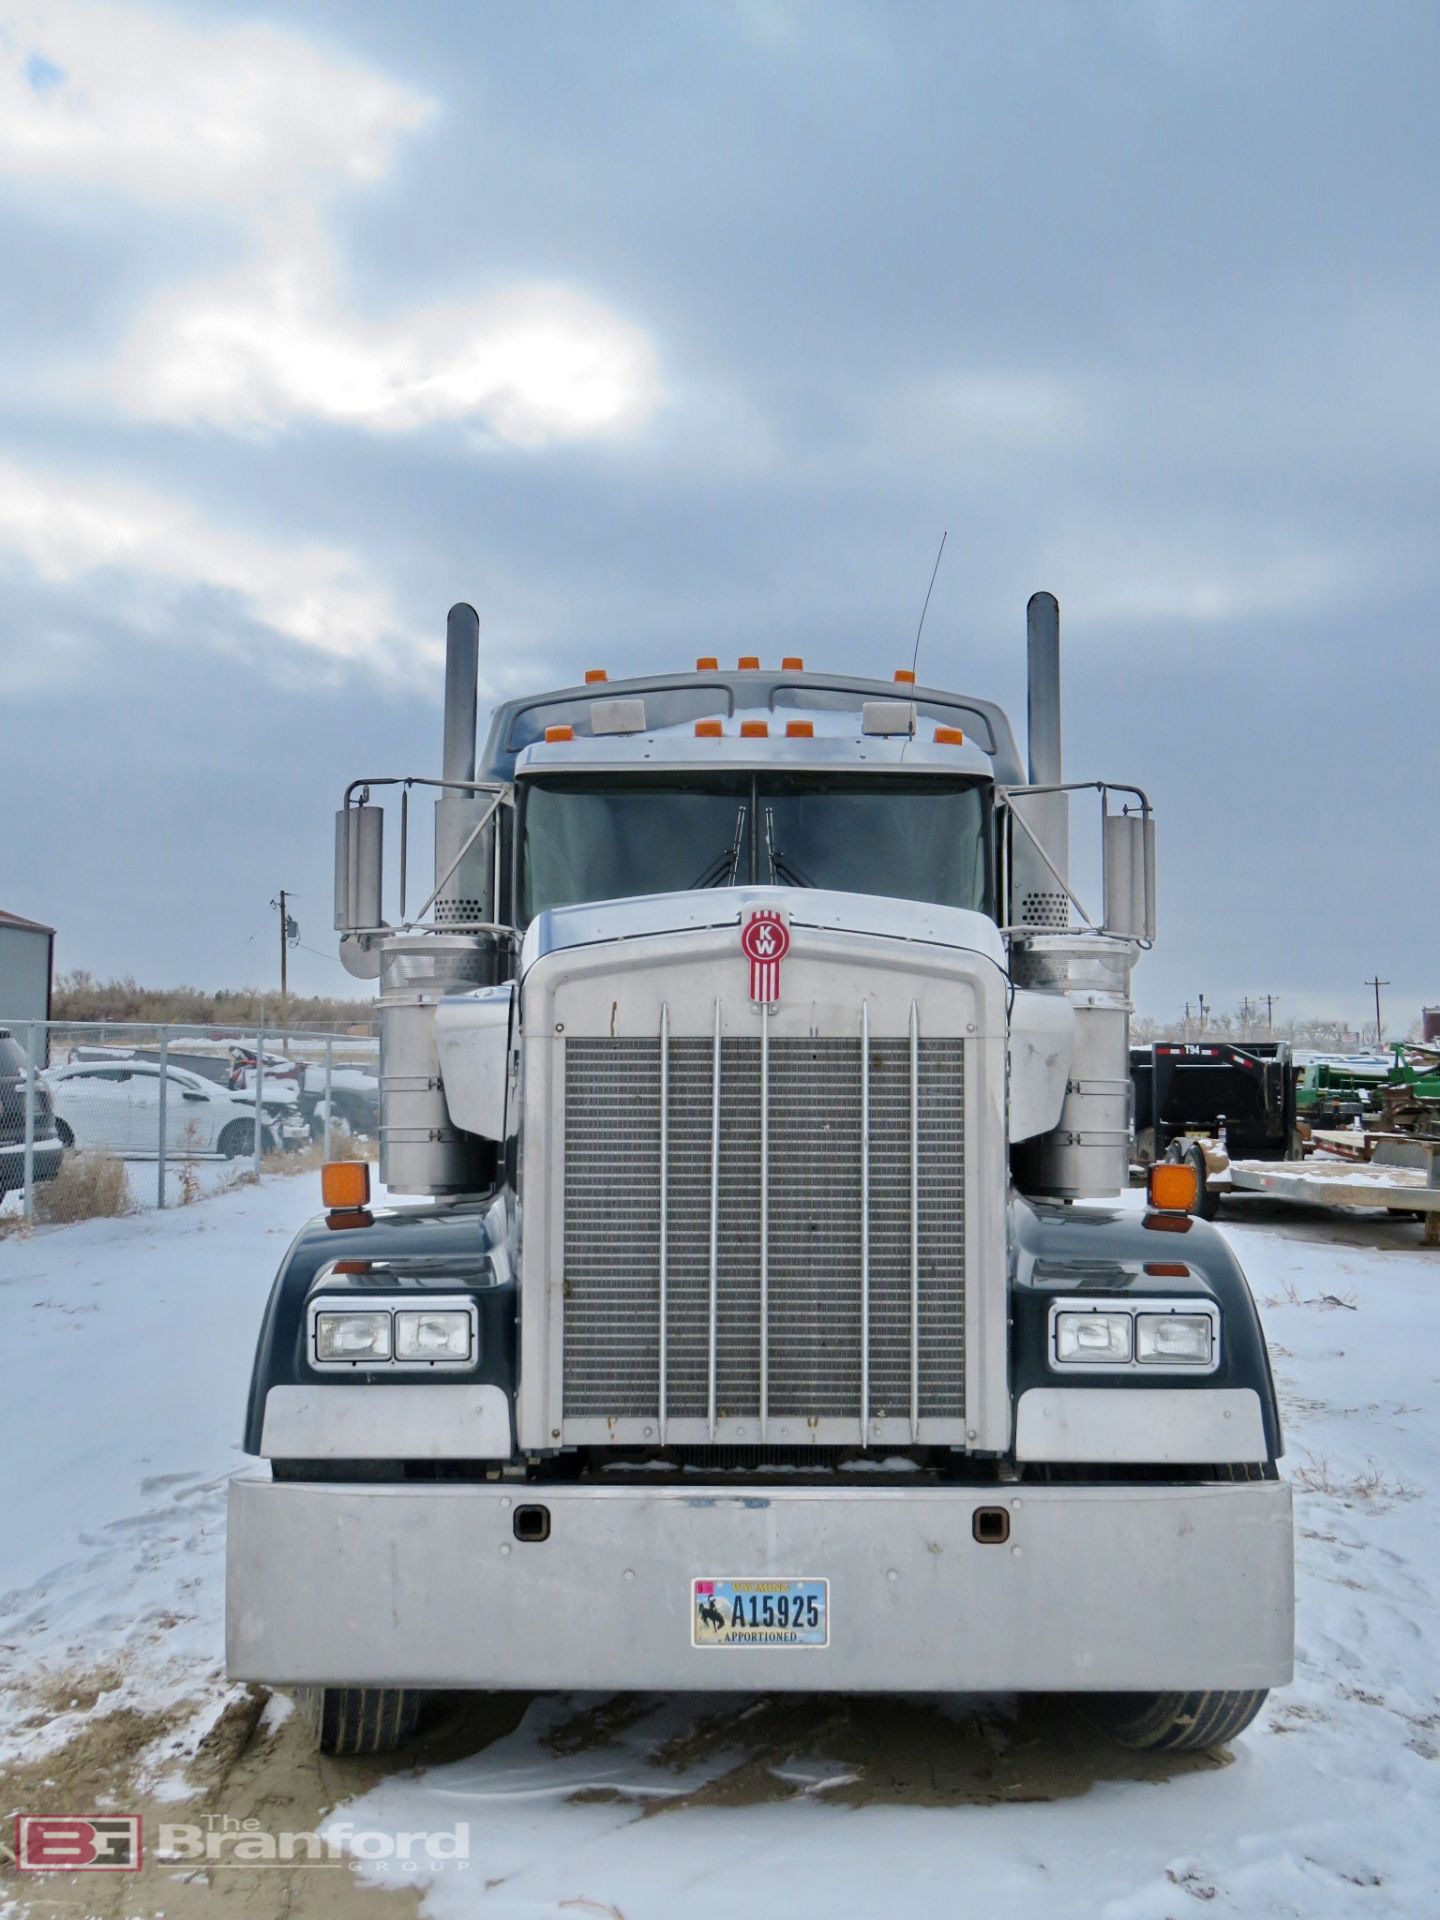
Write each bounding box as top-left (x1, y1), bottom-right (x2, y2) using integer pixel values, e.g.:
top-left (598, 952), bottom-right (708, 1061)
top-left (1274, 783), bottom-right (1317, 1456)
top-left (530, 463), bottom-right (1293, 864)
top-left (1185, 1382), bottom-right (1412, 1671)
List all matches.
top-left (1103, 811), bottom-right (1156, 942)
top-left (334, 804), bottom-right (384, 933)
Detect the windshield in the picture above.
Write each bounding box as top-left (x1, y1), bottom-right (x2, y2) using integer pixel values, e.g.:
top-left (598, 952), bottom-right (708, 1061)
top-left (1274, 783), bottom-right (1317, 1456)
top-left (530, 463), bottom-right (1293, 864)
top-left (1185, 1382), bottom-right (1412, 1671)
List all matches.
top-left (518, 772), bottom-right (991, 921)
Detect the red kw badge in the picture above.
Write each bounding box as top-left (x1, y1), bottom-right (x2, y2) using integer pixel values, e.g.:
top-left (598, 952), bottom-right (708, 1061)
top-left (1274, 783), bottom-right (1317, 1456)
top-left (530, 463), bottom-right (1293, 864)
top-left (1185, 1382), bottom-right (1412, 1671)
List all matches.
top-left (741, 908), bottom-right (790, 1005)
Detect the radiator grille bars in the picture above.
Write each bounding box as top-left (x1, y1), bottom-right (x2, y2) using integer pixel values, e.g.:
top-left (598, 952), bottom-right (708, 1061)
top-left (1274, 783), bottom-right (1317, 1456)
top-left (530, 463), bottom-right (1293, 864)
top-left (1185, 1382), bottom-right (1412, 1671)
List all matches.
top-left (561, 1010), bottom-right (966, 1441)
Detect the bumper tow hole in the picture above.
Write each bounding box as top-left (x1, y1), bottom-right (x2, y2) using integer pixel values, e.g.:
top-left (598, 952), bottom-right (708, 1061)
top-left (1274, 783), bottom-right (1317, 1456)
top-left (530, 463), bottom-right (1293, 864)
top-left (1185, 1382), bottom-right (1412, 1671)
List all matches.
top-left (513, 1504), bottom-right (551, 1544)
top-left (973, 1506), bottom-right (1010, 1545)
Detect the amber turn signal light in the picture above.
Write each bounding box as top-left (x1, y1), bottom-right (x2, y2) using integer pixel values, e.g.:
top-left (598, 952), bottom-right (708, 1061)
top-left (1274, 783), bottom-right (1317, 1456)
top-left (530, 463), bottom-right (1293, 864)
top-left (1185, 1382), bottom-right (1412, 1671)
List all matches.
top-left (1148, 1162), bottom-right (1199, 1214)
top-left (322, 1161), bottom-right (371, 1211)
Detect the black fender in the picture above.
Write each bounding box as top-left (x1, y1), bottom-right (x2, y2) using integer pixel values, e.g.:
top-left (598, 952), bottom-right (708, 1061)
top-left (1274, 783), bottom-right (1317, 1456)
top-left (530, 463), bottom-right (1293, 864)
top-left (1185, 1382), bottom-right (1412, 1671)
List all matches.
top-left (1009, 1194), bottom-right (1284, 1462)
top-left (242, 1199), bottom-right (517, 1458)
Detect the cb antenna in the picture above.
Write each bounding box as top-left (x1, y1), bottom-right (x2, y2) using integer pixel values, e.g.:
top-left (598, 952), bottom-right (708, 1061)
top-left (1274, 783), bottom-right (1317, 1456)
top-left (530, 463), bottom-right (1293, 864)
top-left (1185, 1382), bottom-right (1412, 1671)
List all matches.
top-left (910, 530), bottom-right (948, 682)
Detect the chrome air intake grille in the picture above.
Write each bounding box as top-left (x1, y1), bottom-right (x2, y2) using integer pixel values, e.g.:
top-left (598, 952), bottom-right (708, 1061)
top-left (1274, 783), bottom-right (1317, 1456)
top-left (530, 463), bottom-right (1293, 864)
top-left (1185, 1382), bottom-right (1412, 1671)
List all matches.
top-left (561, 1022), bottom-right (965, 1439)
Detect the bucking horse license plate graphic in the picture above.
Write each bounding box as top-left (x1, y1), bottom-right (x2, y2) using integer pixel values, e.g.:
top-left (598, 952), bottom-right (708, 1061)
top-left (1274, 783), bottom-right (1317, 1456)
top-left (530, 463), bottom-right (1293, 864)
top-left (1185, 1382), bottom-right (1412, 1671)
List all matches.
top-left (692, 1578), bottom-right (829, 1648)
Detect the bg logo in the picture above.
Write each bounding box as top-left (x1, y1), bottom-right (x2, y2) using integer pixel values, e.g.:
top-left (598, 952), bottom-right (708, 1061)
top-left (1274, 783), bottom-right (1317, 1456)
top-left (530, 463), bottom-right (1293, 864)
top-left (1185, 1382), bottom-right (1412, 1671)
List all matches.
top-left (15, 1816), bottom-right (142, 1872)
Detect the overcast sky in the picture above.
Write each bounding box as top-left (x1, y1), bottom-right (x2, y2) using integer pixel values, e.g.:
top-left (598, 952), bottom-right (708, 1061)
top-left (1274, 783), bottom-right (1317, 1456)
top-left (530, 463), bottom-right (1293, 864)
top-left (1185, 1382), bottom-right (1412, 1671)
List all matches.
top-left (2, 0), bottom-right (1437, 1029)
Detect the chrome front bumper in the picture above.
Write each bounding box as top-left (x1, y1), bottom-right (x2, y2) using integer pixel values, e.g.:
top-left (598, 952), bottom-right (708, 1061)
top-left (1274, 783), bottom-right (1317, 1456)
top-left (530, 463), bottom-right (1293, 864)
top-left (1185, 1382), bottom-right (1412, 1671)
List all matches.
top-left (227, 1472), bottom-right (1293, 1693)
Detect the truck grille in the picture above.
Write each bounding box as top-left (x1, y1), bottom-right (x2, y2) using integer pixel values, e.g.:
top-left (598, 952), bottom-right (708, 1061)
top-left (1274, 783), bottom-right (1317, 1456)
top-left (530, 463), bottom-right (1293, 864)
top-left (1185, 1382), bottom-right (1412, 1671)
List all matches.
top-left (561, 1022), bottom-right (965, 1439)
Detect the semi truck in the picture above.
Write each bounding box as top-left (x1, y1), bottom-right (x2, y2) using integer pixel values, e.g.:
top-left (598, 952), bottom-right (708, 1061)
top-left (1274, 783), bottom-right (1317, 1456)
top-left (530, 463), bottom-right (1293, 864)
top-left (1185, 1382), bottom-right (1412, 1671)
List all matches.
top-left (226, 594), bottom-right (1293, 1757)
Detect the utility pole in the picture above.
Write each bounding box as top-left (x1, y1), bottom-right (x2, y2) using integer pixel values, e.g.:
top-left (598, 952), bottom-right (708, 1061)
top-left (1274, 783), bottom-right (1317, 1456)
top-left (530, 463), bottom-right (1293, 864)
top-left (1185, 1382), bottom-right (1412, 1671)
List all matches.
top-left (272, 893), bottom-right (299, 1020)
top-left (1365, 976), bottom-right (1390, 1049)
top-left (1239, 996), bottom-right (1254, 1037)
top-left (1264, 993), bottom-right (1277, 1033)
top-left (1198, 993), bottom-right (1208, 1033)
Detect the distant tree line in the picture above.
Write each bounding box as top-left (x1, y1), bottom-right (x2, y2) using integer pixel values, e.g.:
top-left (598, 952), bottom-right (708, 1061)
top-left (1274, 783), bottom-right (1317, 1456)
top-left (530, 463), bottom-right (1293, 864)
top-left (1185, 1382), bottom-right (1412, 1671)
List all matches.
top-left (1132, 1005), bottom-right (1426, 1048)
top-left (51, 971), bottom-right (373, 1032)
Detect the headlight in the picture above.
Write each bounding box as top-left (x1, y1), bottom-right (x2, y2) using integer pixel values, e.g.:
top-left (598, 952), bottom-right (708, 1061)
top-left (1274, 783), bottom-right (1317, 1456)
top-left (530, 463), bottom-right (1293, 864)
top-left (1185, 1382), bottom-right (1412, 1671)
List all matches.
top-left (395, 1308), bottom-right (473, 1362)
top-left (314, 1309), bottom-right (392, 1362)
top-left (1136, 1311), bottom-right (1214, 1367)
top-left (1054, 1310), bottom-right (1132, 1365)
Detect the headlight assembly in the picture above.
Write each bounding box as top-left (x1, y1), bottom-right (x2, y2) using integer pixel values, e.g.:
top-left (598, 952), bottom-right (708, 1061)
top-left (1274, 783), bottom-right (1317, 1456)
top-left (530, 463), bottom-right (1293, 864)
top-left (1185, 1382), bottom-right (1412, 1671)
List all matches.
top-left (1048, 1297), bottom-right (1220, 1374)
top-left (309, 1295), bottom-right (478, 1371)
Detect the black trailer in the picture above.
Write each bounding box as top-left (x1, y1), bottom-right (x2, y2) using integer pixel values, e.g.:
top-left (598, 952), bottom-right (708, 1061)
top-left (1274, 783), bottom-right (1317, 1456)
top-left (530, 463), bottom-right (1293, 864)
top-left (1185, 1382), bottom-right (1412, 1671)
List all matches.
top-left (1132, 1041), bottom-right (1300, 1215)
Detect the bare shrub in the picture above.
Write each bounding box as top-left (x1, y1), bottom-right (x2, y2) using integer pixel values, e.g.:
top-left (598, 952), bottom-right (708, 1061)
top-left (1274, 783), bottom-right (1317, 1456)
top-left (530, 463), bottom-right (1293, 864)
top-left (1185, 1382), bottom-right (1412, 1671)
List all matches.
top-left (33, 1152), bottom-right (135, 1225)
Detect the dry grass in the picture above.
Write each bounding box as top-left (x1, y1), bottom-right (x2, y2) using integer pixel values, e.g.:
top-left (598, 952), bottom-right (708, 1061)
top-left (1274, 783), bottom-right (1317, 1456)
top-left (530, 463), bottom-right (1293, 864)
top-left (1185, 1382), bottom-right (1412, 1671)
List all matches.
top-left (258, 1136), bottom-right (378, 1179)
top-left (1292, 1456), bottom-right (1419, 1504)
top-left (32, 1151), bottom-right (135, 1225)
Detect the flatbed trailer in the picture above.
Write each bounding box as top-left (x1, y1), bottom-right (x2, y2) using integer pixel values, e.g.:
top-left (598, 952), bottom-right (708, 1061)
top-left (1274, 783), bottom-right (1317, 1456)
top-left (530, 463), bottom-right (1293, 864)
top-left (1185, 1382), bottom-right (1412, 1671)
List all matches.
top-left (1228, 1146), bottom-right (1440, 1245)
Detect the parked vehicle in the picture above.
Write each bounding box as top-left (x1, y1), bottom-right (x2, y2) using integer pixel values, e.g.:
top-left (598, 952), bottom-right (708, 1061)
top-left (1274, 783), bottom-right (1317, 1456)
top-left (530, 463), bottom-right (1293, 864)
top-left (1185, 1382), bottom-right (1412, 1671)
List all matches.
top-left (0, 1028), bottom-right (63, 1199)
top-left (45, 1059), bottom-right (307, 1158)
top-left (228, 1046), bottom-right (304, 1094)
top-left (227, 597), bottom-right (1292, 1760)
top-left (301, 1064), bottom-right (380, 1140)
top-left (1132, 1041), bottom-right (1300, 1217)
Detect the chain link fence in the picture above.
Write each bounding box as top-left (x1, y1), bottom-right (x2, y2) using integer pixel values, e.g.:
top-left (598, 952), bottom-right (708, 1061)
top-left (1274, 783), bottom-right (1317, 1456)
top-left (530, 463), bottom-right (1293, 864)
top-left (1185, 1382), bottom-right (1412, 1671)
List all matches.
top-left (0, 1018), bottom-right (378, 1228)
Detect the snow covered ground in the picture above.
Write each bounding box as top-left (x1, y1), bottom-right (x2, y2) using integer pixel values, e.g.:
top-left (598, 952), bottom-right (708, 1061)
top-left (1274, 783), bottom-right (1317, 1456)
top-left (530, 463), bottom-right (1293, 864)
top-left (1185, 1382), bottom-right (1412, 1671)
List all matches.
top-left (1, 1180), bottom-right (1437, 1917)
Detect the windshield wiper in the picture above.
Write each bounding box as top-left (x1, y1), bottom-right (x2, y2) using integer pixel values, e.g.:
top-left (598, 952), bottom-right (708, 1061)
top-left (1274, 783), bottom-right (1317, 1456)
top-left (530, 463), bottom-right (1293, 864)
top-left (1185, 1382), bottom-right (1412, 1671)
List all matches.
top-left (764, 806), bottom-right (815, 887)
top-left (687, 805), bottom-right (748, 888)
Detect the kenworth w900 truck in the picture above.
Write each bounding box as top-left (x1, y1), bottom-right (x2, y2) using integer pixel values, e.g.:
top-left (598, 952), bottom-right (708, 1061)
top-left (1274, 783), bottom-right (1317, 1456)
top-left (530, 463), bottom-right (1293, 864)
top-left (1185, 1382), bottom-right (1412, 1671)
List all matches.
top-left (227, 594), bottom-right (1293, 1756)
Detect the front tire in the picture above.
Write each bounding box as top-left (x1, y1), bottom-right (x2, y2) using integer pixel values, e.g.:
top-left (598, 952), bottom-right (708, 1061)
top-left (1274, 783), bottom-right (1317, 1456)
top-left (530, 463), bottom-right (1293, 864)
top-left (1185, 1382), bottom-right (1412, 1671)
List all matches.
top-left (298, 1686), bottom-right (423, 1755)
top-left (217, 1119), bottom-right (258, 1160)
top-left (1081, 1687), bottom-right (1268, 1752)
top-left (55, 1119), bottom-right (74, 1149)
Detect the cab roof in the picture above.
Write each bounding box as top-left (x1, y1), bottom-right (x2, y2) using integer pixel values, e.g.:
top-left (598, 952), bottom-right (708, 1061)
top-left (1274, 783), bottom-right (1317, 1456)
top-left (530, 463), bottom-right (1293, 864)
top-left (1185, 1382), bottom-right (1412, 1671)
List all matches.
top-left (479, 665), bottom-right (1023, 784)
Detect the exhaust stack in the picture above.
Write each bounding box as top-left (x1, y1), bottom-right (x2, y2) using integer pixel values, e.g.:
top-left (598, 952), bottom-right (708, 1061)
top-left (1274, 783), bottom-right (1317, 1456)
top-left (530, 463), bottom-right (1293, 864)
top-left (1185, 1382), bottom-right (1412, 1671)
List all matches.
top-left (1012, 591), bottom-right (1069, 928)
top-left (442, 602), bottom-right (480, 783)
top-left (433, 602), bottom-right (492, 928)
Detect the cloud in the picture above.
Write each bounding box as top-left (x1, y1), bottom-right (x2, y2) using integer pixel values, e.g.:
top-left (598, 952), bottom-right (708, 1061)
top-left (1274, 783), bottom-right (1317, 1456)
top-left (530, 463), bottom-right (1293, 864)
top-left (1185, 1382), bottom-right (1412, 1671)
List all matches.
top-left (0, 4), bottom-right (663, 445)
top-left (115, 240), bottom-right (663, 444)
top-left (0, 454), bottom-right (425, 667)
top-left (0, 0), bottom-right (433, 207)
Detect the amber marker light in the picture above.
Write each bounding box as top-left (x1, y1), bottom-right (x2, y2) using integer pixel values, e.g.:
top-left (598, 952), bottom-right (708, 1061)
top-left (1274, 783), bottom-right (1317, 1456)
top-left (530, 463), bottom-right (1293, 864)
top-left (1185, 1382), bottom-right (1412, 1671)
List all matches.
top-left (1148, 1162), bottom-right (1199, 1214)
top-left (584, 669), bottom-right (608, 684)
top-left (782, 656), bottom-right (805, 671)
top-left (695, 719), bottom-right (724, 737)
top-left (322, 1161), bottom-right (371, 1211)
top-left (738, 655), bottom-right (761, 670)
top-left (894, 668), bottom-right (916, 684)
top-left (934, 725), bottom-right (965, 746)
top-left (544, 724), bottom-right (575, 743)
top-left (740, 720), bottom-right (769, 738)
top-left (696, 656), bottom-right (719, 671)
top-left (785, 720), bottom-right (815, 738)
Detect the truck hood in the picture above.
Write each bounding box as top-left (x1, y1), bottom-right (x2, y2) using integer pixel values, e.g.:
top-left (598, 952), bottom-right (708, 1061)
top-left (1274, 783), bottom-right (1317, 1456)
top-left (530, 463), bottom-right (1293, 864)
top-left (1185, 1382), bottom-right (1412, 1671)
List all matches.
top-left (520, 887), bottom-right (1005, 979)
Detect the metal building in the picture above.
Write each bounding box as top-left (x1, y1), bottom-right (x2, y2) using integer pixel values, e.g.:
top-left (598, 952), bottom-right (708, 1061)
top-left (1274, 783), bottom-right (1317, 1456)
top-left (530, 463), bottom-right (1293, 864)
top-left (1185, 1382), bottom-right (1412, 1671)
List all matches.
top-left (0, 909), bottom-right (55, 1024)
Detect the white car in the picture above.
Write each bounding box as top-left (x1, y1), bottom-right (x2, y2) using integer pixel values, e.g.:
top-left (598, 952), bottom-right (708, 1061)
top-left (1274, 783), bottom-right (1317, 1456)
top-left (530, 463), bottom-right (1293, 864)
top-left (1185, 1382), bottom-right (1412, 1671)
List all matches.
top-left (44, 1060), bottom-right (306, 1159)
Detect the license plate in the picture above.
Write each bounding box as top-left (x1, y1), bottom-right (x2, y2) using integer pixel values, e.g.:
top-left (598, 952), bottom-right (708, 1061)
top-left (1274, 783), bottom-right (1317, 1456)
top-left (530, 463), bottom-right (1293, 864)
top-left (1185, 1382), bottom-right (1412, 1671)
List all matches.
top-left (692, 1577), bottom-right (828, 1648)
